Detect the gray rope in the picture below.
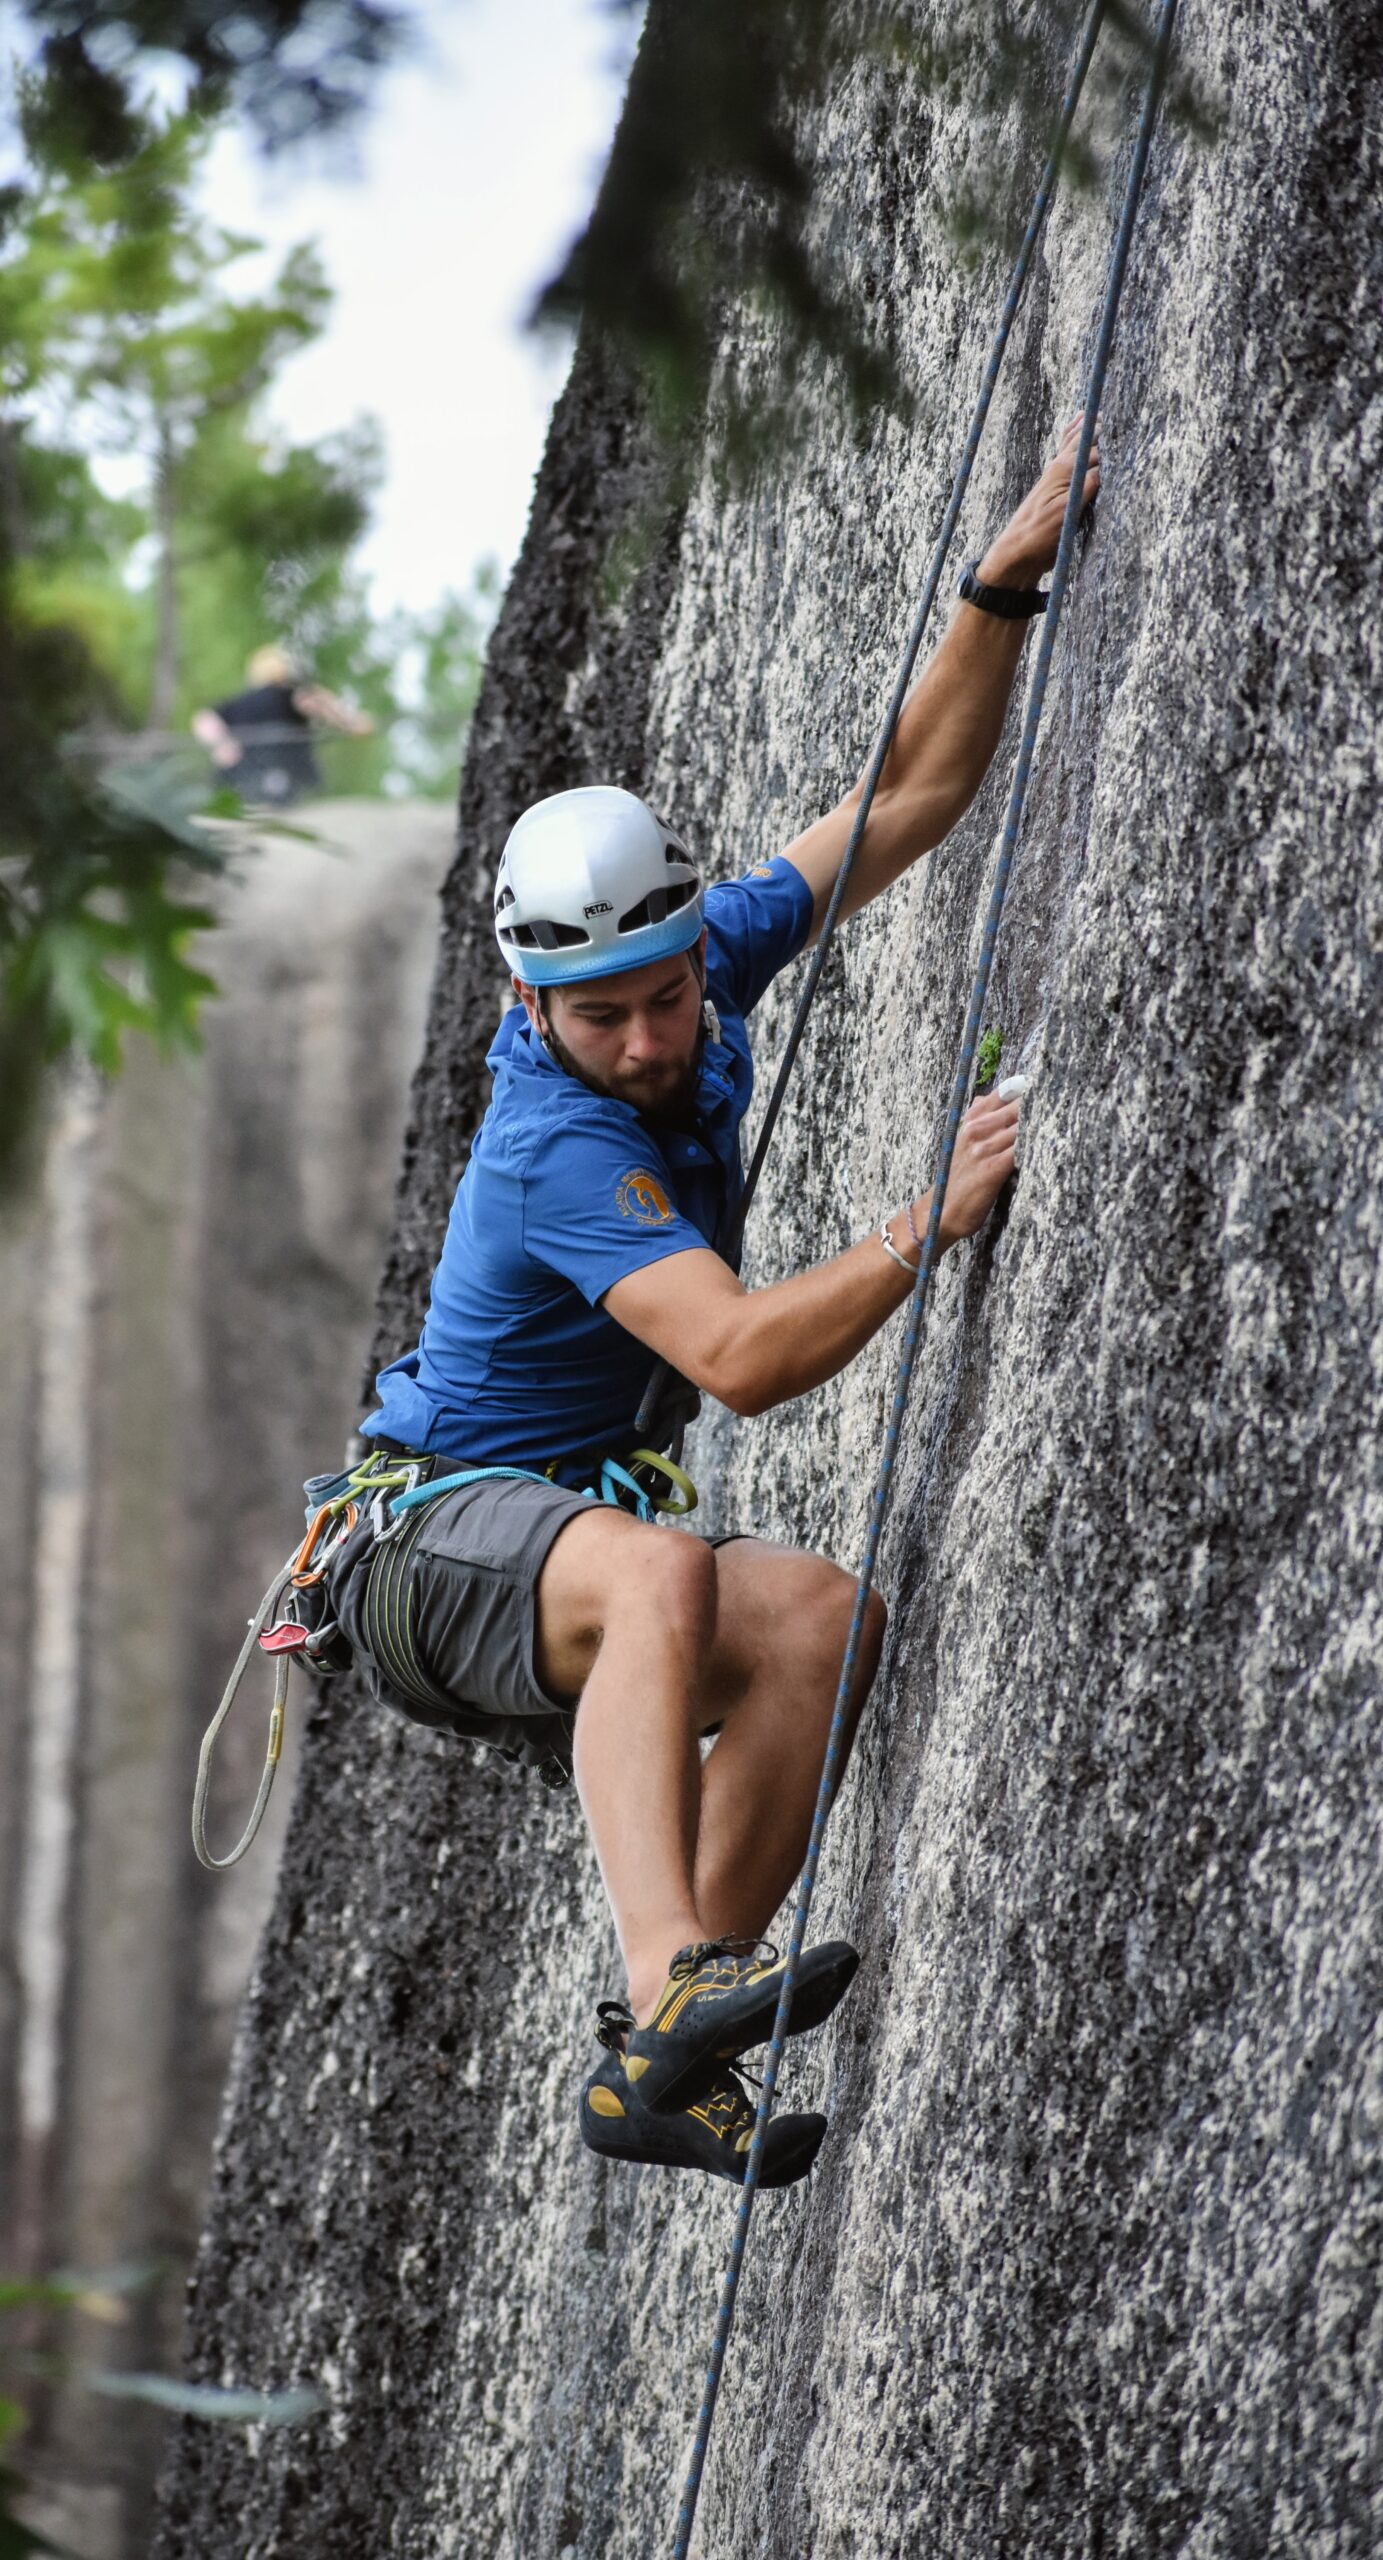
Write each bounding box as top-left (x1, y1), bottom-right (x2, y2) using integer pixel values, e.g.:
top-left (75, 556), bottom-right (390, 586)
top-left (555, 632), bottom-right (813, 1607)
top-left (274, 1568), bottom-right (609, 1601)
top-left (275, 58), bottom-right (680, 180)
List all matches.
top-left (671, 3), bottom-right (1178, 2549)
top-left (636, 0), bottom-right (1108, 1441)
top-left (191, 1557), bottom-right (297, 1870)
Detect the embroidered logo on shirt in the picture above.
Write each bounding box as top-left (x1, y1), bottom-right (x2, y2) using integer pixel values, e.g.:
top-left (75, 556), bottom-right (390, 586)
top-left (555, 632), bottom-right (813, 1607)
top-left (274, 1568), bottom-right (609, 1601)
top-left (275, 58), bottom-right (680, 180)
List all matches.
top-left (616, 1168), bottom-right (675, 1226)
top-left (749, 861), bottom-right (774, 878)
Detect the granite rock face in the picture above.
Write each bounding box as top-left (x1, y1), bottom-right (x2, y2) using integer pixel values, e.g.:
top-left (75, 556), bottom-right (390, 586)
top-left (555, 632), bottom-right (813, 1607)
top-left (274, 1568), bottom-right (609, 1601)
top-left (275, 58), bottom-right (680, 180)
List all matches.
top-left (154, 6), bottom-right (1382, 2554)
top-left (1, 802), bottom-right (451, 2560)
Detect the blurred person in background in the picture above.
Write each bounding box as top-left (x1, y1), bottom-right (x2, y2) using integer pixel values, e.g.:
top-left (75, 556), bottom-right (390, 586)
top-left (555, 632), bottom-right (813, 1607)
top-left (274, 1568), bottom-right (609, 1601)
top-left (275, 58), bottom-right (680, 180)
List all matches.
top-left (192, 643), bottom-right (375, 806)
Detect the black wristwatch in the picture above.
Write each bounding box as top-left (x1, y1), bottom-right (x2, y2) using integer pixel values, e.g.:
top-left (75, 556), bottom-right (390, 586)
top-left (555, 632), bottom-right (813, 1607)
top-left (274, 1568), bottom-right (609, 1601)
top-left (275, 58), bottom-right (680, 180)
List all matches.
top-left (956, 559), bottom-right (1049, 620)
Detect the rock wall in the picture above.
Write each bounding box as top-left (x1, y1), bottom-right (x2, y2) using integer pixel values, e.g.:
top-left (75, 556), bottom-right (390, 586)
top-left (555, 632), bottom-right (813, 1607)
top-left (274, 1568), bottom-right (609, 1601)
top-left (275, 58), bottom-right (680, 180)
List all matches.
top-left (154, 7), bottom-right (1382, 2555)
top-left (0, 801), bottom-right (452, 2560)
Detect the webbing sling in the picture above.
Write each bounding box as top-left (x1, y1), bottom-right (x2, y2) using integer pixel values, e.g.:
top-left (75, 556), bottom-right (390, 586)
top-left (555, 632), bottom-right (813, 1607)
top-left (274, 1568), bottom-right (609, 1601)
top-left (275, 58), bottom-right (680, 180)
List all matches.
top-left (671, 4), bottom-right (1180, 2549)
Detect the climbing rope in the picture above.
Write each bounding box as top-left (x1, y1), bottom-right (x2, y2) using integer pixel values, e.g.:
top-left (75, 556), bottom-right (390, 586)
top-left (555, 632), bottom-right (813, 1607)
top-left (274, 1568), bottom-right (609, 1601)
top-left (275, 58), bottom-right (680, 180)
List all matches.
top-left (671, 3), bottom-right (1178, 2548)
top-left (193, 1454), bottom-right (406, 1869)
top-left (636, 0), bottom-right (1109, 1464)
top-left (191, 1552), bottom-right (302, 1870)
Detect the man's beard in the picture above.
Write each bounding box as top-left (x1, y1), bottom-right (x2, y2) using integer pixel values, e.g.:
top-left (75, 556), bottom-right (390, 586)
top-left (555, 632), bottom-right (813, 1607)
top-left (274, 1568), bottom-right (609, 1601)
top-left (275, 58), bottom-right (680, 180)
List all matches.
top-left (538, 1008), bottom-right (705, 1125)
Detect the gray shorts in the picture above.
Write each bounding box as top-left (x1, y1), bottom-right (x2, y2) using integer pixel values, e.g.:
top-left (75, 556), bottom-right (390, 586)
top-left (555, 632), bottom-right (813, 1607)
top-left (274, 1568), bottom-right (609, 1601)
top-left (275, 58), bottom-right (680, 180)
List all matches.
top-left (326, 1467), bottom-right (749, 1785)
top-left (327, 1472), bottom-right (595, 1781)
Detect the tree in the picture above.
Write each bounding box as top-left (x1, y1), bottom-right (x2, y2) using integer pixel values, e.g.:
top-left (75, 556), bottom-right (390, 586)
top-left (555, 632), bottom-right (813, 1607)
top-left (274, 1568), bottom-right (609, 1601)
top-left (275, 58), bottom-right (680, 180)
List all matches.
top-left (13, 0), bottom-right (411, 163)
top-left (12, 105), bottom-right (334, 722)
top-left (380, 570), bottom-right (501, 801)
top-left (0, 74), bottom-right (426, 1194)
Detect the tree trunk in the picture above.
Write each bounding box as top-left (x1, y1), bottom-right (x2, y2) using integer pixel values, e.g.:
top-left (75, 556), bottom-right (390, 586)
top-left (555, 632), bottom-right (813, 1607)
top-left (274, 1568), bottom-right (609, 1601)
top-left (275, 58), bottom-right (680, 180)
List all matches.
top-left (0, 412), bottom-right (28, 564)
top-left (150, 419), bottom-right (179, 732)
top-left (154, 5), bottom-right (1383, 2555)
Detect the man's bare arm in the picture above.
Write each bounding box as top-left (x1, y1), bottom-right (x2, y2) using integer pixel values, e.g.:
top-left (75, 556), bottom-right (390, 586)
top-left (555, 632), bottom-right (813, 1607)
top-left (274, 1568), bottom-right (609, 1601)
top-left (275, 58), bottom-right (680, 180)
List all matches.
top-left (190, 706), bottom-right (240, 767)
top-left (782, 415), bottom-right (1100, 942)
top-left (603, 1092), bottom-right (1020, 1417)
top-left (293, 683), bottom-right (375, 737)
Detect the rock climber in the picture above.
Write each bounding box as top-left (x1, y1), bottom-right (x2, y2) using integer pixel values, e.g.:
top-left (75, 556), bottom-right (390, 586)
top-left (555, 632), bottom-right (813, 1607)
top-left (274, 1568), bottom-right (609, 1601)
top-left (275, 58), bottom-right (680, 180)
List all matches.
top-left (330, 417), bottom-right (1100, 2186)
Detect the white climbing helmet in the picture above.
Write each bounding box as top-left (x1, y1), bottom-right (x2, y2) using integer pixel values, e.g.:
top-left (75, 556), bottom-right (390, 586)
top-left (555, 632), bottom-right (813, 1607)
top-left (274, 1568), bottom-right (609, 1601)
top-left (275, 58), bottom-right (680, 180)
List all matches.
top-left (494, 786), bottom-right (704, 987)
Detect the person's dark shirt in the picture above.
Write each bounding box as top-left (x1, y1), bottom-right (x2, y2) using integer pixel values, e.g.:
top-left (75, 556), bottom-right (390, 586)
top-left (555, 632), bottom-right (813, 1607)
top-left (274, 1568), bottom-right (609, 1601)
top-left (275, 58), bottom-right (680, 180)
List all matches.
top-left (213, 680), bottom-right (319, 805)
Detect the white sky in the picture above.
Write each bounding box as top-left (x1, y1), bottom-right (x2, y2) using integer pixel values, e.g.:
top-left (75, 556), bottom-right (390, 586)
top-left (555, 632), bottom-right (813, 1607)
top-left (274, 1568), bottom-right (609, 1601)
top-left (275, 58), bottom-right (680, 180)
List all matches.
top-left (201, 0), bottom-right (634, 611)
top-left (0, 0), bottom-right (634, 614)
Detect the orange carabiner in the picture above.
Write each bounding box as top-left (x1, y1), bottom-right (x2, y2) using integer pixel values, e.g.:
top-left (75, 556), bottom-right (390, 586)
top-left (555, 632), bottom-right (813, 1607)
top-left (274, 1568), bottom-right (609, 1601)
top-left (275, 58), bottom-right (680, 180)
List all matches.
top-left (291, 1498), bottom-right (358, 1589)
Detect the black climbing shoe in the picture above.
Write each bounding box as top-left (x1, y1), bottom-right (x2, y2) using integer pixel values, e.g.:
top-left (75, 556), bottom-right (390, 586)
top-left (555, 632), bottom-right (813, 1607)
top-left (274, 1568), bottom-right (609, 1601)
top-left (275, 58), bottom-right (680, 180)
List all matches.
top-left (580, 2004), bottom-right (825, 2188)
top-left (624, 1934), bottom-right (859, 2113)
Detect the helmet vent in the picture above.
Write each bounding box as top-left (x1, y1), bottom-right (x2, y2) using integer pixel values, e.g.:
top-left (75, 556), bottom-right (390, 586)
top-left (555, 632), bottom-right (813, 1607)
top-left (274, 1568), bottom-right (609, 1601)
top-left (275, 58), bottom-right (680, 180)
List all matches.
top-left (496, 885), bottom-right (515, 911)
top-left (506, 917), bottom-right (590, 952)
top-left (618, 879), bottom-right (698, 932)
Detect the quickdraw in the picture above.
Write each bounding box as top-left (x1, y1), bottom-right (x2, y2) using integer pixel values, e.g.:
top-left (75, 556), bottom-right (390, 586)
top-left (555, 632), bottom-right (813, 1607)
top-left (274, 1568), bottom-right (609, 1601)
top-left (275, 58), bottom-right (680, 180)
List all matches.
top-left (192, 1440), bottom-right (699, 1870)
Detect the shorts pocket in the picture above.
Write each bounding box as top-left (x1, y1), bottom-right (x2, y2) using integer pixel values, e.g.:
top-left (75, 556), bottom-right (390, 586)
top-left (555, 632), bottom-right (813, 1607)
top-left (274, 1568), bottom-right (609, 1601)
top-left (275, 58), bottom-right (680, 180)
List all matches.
top-left (414, 1477), bottom-right (592, 1576)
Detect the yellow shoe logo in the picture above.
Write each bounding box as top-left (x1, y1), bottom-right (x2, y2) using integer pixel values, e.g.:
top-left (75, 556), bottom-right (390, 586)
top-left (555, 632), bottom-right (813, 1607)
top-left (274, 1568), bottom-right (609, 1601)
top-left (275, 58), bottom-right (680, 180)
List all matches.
top-left (588, 2086), bottom-right (626, 2120)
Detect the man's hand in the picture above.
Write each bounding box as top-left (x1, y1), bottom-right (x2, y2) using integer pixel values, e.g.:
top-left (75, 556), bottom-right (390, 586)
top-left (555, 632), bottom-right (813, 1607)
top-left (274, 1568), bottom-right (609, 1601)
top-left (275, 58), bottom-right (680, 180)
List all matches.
top-left (933, 1088), bottom-right (1021, 1246)
top-left (978, 411), bottom-right (1101, 589)
top-left (602, 1090), bottom-right (1023, 1419)
top-left (190, 707), bottom-right (242, 769)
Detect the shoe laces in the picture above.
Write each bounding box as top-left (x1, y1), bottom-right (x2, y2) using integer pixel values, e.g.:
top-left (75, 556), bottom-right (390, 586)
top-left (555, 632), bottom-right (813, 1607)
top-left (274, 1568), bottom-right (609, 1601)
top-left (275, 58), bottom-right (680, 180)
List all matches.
top-left (689, 2060), bottom-right (766, 2143)
top-left (669, 1934), bottom-right (778, 1982)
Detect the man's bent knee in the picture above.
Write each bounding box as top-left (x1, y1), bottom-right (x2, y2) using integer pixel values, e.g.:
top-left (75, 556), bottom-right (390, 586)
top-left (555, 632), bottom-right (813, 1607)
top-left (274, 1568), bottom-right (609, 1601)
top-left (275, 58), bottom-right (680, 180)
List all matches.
top-left (799, 1563), bottom-right (885, 1725)
top-left (535, 1510), bottom-right (716, 1700)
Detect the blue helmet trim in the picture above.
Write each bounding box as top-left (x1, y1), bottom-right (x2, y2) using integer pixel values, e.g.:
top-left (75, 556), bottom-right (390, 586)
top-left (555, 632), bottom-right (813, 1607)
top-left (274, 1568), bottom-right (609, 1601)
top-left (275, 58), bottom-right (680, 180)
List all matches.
top-left (505, 896), bottom-right (704, 988)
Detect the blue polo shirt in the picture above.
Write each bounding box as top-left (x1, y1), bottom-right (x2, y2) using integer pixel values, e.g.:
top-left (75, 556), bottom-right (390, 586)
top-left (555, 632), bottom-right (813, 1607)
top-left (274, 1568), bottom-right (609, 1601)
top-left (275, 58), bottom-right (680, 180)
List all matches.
top-left (363, 855), bottom-right (814, 1473)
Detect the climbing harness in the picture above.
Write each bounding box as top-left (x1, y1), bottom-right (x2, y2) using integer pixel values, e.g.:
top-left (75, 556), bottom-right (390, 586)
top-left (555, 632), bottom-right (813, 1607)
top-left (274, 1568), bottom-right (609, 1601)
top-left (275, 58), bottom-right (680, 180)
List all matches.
top-left (669, 2), bottom-right (1179, 2549)
top-left (191, 1441), bottom-right (697, 1870)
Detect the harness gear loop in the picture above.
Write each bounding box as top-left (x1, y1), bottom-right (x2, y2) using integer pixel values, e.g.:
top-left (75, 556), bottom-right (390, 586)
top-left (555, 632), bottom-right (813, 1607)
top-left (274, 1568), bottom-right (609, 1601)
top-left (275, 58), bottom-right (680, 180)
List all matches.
top-left (624, 1447), bottom-right (698, 1517)
top-left (191, 1451), bottom-right (415, 1872)
top-left (670, 2), bottom-right (1179, 2548)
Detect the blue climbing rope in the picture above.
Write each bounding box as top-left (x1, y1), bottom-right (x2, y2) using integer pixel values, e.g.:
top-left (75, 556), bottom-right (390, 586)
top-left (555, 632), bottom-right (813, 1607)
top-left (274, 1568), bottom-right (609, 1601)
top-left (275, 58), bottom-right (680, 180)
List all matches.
top-left (670, 3), bottom-right (1179, 2549)
top-left (634, 0), bottom-right (1110, 1453)
top-left (722, 0), bottom-right (1112, 1265)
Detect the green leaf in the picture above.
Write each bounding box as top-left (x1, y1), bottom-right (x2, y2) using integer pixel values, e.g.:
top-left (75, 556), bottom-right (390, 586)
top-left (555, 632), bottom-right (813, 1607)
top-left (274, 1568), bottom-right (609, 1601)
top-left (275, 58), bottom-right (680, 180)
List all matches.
top-left (0, 2467), bottom-right (76, 2560)
top-left (0, 2262), bottom-right (159, 2316)
top-left (975, 1027), bottom-right (1004, 1091)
